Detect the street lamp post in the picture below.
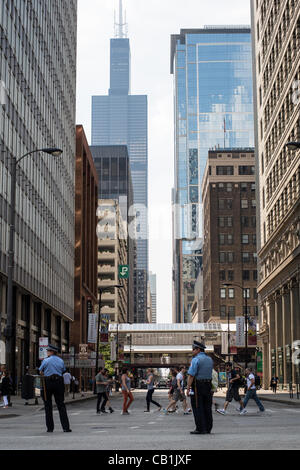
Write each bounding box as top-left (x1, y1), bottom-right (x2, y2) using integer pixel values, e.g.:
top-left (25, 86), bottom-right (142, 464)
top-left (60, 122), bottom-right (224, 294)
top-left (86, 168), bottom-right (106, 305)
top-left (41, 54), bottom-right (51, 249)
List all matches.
top-left (4, 148), bottom-right (63, 388)
top-left (223, 283), bottom-right (249, 368)
top-left (95, 284), bottom-right (124, 381)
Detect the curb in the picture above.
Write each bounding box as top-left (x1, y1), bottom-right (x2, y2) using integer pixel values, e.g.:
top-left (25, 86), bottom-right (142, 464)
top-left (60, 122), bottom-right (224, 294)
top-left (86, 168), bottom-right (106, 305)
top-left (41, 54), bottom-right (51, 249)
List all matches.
top-left (37, 394), bottom-right (97, 411)
top-left (259, 396), bottom-right (300, 407)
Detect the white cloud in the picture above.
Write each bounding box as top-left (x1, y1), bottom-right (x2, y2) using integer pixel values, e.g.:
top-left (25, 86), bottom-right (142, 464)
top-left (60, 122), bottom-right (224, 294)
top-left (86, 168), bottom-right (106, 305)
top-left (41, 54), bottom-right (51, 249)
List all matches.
top-left (76, 0), bottom-right (251, 323)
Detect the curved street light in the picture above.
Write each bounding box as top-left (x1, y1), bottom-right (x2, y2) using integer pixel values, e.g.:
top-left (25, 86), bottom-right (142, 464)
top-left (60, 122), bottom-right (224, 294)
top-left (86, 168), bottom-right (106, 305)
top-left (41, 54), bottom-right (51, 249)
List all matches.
top-left (4, 148), bottom-right (63, 387)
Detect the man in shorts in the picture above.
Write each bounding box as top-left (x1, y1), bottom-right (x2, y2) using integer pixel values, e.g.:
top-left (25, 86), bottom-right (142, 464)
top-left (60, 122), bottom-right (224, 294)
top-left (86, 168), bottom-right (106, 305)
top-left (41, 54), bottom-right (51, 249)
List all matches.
top-left (164, 366), bottom-right (189, 414)
top-left (217, 362), bottom-right (244, 415)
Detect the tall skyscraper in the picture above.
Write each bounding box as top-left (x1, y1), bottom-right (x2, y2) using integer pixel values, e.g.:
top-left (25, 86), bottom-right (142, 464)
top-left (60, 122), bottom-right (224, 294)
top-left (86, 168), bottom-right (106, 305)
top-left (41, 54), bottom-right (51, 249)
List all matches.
top-left (149, 272), bottom-right (157, 323)
top-left (90, 145), bottom-right (135, 322)
top-left (92, 0), bottom-right (148, 323)
top-left (0, 1), bottom-right (77, 376)
top-left (171, 26), bottom-right (254, 323)
top-left (251, 0), bottom-right (300, 388)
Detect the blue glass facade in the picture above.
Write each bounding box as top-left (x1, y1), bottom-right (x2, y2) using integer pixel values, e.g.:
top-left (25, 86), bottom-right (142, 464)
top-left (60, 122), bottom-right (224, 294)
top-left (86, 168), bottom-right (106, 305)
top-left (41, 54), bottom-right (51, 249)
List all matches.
top-left (171, 27), bottom-right (254, 322)
top-left (92, 34), bottom-right (148, 323)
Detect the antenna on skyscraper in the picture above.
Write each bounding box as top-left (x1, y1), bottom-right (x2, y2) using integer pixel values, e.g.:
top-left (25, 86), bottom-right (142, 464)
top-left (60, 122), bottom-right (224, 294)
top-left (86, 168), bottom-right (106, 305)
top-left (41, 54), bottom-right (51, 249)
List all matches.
top-left (114, 0), bottom-right (128, 38)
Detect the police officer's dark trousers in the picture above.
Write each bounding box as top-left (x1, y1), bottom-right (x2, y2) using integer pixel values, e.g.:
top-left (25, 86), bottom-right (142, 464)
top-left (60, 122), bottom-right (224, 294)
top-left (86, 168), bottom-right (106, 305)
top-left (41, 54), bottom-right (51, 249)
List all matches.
top-left (44, 375), bottom-right (70, 431)
top-left (191, 380), bottom-right (213, 433)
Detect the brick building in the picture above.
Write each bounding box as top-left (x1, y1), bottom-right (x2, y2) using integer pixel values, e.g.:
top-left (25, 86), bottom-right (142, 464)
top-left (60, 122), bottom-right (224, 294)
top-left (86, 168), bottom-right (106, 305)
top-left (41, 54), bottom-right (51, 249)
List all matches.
top-left (71, 125), bottom-right (98, 385)
top-left (202, 149), bottom-right (258, 330)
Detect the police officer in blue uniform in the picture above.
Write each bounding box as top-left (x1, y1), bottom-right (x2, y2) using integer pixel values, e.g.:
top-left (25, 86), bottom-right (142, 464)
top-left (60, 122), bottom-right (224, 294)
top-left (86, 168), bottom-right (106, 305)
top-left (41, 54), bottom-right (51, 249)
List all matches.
top-left (187, 340), bottom-right (213, 435)
top-left (39, 345), bottom-right (72, 433)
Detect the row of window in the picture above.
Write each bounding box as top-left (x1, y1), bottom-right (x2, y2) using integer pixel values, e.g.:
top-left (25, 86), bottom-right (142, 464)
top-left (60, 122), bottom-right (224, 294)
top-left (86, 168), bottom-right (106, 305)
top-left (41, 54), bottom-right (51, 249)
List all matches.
top-left (220, 287), bottom-right (258, 299)
top-left (219, 252), bottom-right (257, 264)
top-left (216, 182), bottom-right (256, 192)
top-left (218, 216), bottom-right (256, 228)
top-left (219, 270), bottom-right (258, 282)
top-left (220, 305), bottom-right (258, 318)
top-left (215, 166), bottom-right (255, 176)
top-left (218, 199), bottom-right (256, 210)
top-left (218, 234), bottom-right (256, 245)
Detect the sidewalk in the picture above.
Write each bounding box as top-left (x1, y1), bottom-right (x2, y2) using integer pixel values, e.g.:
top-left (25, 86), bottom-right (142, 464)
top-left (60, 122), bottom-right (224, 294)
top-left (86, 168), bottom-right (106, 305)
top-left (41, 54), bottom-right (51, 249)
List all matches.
top-left (0, 391), bottom-right (97, 419)
top-left (214, 388), bottom-right (300, 407)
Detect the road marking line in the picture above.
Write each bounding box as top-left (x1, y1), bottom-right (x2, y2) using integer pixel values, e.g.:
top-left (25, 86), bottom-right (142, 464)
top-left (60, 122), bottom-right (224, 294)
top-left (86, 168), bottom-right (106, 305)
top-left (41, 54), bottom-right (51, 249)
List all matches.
top-left (130, 426), bottom-right (140, 429)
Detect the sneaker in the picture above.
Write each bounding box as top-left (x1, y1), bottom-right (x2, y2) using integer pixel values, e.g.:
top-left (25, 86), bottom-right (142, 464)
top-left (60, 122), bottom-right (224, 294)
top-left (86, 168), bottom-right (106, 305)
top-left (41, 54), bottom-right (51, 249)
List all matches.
top-left (109, 408), bottom-right (114, 414)
top-left (183, 412), bottom-right (189, 415)
top-left (144, 410), bottom-right (150, 412)
top-left (187, 408), bottom-right (192, 413)
top-left (101, 410), bottom-right (108, 414)
top-left (240, 409), bottom-right (248, 415)
top-left (236, 407), bottom-right (242, 412)
top-left (216, 409), bottom-right (226, 415)
top-left (257, 409), bottom-right (265, 414)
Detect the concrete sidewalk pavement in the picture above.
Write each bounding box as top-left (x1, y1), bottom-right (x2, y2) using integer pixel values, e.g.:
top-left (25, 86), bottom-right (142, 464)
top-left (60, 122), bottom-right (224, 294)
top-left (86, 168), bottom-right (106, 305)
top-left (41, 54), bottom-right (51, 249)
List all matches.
top-left (214, 388), bottom-right (300, 407)
top-left (0, 390), bottom-right (97, 419)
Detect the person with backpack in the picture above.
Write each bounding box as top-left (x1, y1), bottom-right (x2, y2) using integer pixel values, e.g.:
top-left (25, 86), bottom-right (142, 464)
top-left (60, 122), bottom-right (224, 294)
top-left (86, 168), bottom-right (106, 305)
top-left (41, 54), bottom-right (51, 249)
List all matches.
top-left (240, 368), bottom-right (265, 415)
top-left (270, 376), bottom-right (279, 393)
top-left (217, 363), bottom-right (245, 415)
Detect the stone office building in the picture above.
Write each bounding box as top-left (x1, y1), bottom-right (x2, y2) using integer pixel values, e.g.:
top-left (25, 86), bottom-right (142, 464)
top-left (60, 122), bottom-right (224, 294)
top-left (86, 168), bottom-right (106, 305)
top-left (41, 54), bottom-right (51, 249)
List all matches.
top-left (0, 2), bottom-right (77, 377)
top-left (251, 0), bottom-right (300, 387)
top-left (202, 149), bottom-right (258, 330)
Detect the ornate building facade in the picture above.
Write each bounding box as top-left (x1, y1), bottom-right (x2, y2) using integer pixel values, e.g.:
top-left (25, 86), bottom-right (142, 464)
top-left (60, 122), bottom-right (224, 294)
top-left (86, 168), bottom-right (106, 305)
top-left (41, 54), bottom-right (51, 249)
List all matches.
top-left (251, 0), bottom-right (300, 387)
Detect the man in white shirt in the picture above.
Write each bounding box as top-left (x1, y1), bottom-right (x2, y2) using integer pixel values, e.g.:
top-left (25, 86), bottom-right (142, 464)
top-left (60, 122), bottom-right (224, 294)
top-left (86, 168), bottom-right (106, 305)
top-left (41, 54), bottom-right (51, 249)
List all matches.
top-left (240, 368), bottom-right (265, 415)
top-left (63, 369), bottom-right (72, 396)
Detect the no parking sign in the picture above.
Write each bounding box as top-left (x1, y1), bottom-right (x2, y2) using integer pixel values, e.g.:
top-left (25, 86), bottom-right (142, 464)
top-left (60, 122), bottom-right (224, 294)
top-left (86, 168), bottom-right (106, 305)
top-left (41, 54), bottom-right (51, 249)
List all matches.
top-left (39, 337), bottom-right (49, 360)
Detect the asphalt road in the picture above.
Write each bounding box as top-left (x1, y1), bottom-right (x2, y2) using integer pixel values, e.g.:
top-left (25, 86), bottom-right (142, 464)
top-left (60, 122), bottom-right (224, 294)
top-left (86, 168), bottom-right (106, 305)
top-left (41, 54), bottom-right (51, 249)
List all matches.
top-left (0, 390), bottom-right (300, 450)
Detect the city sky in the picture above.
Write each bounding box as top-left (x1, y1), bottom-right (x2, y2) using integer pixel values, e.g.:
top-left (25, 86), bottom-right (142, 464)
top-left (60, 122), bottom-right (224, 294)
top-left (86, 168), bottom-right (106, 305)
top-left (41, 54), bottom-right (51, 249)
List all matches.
top-left (76, 0), bottom-right (252, 323)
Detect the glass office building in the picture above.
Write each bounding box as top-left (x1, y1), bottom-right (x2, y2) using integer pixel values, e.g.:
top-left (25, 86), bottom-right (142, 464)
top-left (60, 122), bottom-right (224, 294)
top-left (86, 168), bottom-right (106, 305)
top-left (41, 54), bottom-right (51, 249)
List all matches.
top-left (92, 22), bottom-right (148, 323)
top-left (171, 27), bottom-right (254, 322)
top-left (0, 1), bottom-right (77, 373)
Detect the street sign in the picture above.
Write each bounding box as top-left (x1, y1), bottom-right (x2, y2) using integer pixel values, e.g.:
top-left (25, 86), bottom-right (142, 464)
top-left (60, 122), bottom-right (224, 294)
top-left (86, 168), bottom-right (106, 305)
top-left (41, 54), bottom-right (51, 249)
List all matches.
top-left (39, 337), bottom-right (49, 360)
top-left (119, 264), bottom-right (129, 279)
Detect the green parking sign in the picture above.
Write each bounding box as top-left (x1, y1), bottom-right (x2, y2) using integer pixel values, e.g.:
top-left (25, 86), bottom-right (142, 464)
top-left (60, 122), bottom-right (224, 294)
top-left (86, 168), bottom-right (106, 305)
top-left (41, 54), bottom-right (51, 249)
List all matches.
top-left (119, 265), bottom-right (129, 279)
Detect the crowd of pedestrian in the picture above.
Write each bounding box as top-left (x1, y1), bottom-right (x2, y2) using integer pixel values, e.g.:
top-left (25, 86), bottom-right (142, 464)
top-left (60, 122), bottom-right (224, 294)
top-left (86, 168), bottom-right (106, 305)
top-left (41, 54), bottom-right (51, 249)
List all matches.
top-left (4, 340), bottom-right (268, 437)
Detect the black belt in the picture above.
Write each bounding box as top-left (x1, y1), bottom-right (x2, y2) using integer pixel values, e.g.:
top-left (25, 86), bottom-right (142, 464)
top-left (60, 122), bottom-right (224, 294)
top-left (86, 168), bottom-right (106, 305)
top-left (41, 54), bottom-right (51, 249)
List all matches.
top-left (45, 374), bottom-right (62, 380)
top-left (196, 379), bottom-right (212, 383)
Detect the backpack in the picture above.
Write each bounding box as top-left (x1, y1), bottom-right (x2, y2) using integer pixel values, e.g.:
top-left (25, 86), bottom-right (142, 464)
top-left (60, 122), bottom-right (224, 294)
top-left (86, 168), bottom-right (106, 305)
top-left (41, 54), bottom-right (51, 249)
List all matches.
top-left (237, 375), bottom-right (246, 387)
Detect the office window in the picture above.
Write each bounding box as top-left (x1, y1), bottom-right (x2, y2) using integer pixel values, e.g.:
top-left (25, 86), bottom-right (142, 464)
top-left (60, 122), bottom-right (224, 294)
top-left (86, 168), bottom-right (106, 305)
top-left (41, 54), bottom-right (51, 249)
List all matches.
top-left (227, 217), bottom-right (233, 227)
top-left (253, 270), bottom-right (258, 281)
top-left (243, 288), bottom-right (250, 299)
top-left (241, 199), bottom-right (248, 209)
top-left (219, 252), bottom-right (226, 263)
top-left (219, 270), bottom-right (226, 281)
top-left (251, 199), bottom-right (256, 208)
top-left (253, 234), bottom-right (257, 245)
top-left (242, 234), bottom-right (249, 244)
top-left (241, 216), bottom-right (249, 227)
top-left (226, 183), bottom-right (232, 192)
top-left (219, 217), bottom-right (225, 227)
top-left (228, 306), bottom-right (235, 317)
top-left (227, 252), bottom-right (234, 263)
top-left (241, 183), bottom-right (248, 192)
top-left (228, 270), bottom-right (234, 281)
top-left (253, 288), bottom-right (258, 299)
top-left (227, 234), bottom-right (233, 245)
top-left (220, 305), bottom-right (226, 318)
top-left (228, 288), bottom-right (235, 299)
top-left (219, 234), bottom-right (225, 245)
top-left (220, 288), bottom-right (226, 299)
top-left (242, 252), bottom-right (250, 263)
top-left (243, 270), bottom-right (250, 280)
